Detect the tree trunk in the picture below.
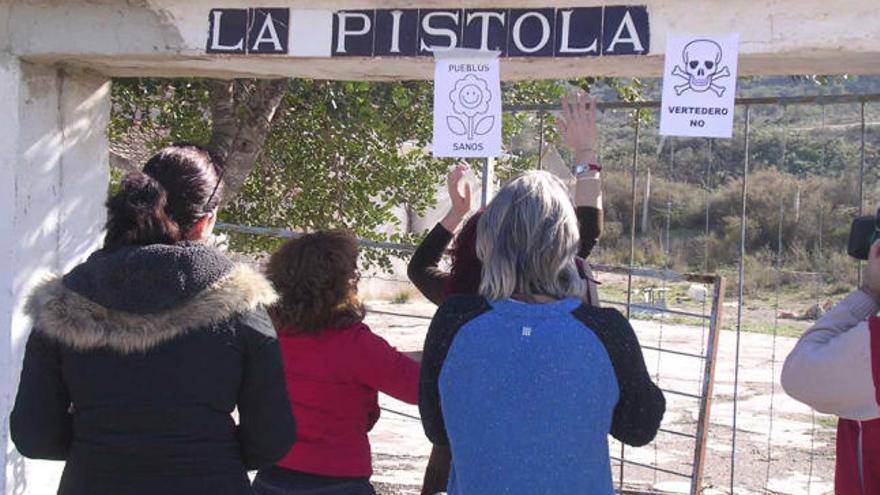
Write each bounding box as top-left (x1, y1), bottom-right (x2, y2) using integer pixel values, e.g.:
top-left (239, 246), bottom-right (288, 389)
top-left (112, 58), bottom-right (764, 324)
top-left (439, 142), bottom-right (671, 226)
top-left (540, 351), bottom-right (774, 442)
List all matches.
top-left (207, 79), bottom-right (288, 203)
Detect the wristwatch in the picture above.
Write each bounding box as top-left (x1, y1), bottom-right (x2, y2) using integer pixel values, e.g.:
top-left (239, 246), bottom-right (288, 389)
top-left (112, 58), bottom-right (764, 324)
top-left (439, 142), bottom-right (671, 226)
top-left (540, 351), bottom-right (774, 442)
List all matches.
top-left (573, 163), bottom-right (602, 176)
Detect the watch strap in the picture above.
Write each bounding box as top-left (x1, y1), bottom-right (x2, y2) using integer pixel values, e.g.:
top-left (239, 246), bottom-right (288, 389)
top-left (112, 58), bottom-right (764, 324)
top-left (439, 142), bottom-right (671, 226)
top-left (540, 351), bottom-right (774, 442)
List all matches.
top-left (573, 163), bottom-right (602, 175)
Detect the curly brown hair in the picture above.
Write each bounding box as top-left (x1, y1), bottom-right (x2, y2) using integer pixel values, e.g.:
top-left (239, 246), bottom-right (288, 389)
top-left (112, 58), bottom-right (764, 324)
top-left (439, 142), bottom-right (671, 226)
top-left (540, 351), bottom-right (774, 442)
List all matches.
top-left (266, 230), bottom-right (365, 334)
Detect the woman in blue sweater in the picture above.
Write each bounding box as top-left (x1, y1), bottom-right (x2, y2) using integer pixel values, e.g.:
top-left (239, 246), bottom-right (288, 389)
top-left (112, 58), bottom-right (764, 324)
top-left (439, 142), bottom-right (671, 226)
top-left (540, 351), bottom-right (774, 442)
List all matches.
top-left (419, 171), bottom-right (665, 495)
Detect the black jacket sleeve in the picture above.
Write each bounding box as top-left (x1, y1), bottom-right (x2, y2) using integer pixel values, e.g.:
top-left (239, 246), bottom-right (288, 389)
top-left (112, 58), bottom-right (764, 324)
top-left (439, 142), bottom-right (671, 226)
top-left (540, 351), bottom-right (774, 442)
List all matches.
top-left (10, 330), bottom-right (72, 460)
top-left (576, 206), bottom-right (603, 259)
top-left (236, 308), bottom-right (297, 469)
top-left (407, 224), bottom-right (454, 306)
top-left (419, 296), bottom-right (491, 446)
top-left (573, 306), bottom-right (665, 447)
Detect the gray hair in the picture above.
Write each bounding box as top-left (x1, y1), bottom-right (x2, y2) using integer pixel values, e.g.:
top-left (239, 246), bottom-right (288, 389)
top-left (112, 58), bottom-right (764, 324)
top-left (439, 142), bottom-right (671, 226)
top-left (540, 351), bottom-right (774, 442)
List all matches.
top-left (476, 171), bottom-right (586, 301)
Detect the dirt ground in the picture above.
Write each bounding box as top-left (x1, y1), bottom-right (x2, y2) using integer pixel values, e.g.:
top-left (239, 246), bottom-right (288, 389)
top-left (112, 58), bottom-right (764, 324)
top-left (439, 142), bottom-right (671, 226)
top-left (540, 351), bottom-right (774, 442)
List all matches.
top-left (364, 295), bottom-right (836, 495)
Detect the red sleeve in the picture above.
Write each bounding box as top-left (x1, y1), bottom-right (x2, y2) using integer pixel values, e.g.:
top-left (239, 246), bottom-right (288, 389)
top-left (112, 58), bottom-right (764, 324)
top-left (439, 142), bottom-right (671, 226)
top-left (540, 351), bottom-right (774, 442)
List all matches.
top-left (348, 324), bottom-right (420, 405)
top-left (871, 316), bottom-right (880, 407)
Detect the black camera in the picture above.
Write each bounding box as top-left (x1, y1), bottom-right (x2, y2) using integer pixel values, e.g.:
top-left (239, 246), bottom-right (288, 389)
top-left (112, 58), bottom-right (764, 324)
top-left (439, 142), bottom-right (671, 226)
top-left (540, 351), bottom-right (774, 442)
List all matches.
top-left (847, 208), bottom-right (880, 260)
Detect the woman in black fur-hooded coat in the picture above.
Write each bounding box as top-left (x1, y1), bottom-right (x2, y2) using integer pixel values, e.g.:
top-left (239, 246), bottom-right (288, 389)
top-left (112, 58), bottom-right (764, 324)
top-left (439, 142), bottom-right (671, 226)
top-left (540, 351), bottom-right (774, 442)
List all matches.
top-left (10, 144), bottom-right (296, 495)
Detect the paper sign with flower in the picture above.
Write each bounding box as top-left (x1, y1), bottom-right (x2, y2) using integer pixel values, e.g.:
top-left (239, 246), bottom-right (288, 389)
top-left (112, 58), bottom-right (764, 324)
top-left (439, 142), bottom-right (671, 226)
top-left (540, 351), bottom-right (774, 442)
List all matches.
top-left (432, 51), bottom-right (502, 158)
top-left (447, 74), bottom-right (495, 140)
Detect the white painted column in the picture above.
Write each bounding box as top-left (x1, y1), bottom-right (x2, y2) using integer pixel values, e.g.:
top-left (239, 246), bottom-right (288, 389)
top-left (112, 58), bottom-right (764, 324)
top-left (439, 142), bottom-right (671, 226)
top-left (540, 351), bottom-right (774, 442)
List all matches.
top-left (0, 57), bottom-right (110, 494)
top-left (0, 52), bottom-right (23, 495)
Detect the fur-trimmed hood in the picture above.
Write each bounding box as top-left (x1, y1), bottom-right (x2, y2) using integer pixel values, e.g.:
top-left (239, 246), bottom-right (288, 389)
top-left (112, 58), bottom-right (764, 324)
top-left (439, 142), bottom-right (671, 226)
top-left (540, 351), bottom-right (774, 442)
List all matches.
top-left (25, 243), bottom-right (278, 353)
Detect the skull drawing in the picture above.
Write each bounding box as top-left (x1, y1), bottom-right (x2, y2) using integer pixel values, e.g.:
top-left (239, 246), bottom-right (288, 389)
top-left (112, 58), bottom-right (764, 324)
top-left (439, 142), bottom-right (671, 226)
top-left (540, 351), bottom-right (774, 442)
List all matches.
top-left (684, 40), bottom-right (721, 90)
top-left (672, 39), bottom-right (731, 97)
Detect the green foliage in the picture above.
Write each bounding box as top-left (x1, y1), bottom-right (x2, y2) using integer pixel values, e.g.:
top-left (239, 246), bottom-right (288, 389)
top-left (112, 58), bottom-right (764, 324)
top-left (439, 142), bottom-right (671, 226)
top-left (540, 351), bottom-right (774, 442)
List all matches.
top-left (592, 167), bottom-right (865, 290)
top-left (109, 74), bottom-right (880, 283)
top-left (110, 79), bottom-right (212, 150)
top-left (497, 77), bottom-right (647, 181)
top-left (584, 74), bottom-right (880, 293)
top-left (107, 166), bottom-right (125, 196)
top-left (109, 77), bottom-right (640, 268)
top-left (219, 80), bottom-right (450, 270)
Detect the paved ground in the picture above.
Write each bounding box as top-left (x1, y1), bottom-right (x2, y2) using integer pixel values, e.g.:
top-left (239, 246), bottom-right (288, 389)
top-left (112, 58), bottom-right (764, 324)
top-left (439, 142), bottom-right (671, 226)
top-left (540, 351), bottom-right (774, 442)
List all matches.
top-left (365, 300), bottom-right (835, 495)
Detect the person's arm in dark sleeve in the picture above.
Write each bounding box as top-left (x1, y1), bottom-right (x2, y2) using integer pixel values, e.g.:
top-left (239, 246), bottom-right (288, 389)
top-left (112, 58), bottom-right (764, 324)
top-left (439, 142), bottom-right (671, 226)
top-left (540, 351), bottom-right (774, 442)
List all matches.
top-left (419, 296), bottom-right (492, 445)
top-left (419, 302), bottom-right (454, 446)
top-left (235, 309), bottom-right (297, 469)
top-left (606, 309), bottom-right (664, 446)
top-left (409, 164), bottom-right (473, 306)
top-left (10, 330), bottom-right (72, 460)
top-left (407, 223), bottom-right (454, 306)
top-left (576, 205), bottom-right (603, 259)
top-left (574, 306), bottom-right (665, 446)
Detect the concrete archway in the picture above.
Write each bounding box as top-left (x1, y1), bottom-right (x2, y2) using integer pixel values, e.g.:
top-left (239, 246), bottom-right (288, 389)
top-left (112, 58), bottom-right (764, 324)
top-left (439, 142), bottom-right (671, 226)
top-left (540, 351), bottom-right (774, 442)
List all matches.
top-left (2, 1), bottom-right (879, 492)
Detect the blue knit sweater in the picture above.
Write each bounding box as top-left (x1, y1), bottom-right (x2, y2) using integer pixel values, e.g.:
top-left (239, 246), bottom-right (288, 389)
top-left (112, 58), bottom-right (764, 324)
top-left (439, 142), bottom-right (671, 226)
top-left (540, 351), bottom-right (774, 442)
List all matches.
top-left (419, 296), bottom-right (665, 495)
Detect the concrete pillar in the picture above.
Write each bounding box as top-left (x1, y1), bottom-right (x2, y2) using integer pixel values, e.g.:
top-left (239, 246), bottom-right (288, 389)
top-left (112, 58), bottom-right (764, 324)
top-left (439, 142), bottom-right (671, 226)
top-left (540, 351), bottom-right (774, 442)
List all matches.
top-left (0, 56), bottom-right (110, 494)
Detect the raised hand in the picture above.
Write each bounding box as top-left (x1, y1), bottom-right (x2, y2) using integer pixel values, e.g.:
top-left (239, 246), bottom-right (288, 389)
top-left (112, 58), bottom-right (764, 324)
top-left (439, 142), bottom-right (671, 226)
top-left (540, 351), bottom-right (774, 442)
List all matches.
top-left (558, 92), bottom-right (599, 165)
top-left (448, 163), bottom-right (472, 218)
top-left (441, 163), bottom-right (472, 232)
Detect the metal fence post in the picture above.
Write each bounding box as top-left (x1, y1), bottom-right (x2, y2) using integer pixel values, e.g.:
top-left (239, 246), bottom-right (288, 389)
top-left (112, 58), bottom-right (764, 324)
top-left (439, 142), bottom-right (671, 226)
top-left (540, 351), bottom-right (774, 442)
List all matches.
top-left (481, 157), bottom-right (494, 207)
top-left (691, 275), bottom-right (726, 495)
top-left (731, 104), bottom-right (751, 493)
top-left (537, 110), bottom-right (546, 170)
top-left (858, 100), bottom-right (867, 286)
top-left (619, 105), bottom-right (642, 492)
top-left (626, 108), bottom-right (642, 319)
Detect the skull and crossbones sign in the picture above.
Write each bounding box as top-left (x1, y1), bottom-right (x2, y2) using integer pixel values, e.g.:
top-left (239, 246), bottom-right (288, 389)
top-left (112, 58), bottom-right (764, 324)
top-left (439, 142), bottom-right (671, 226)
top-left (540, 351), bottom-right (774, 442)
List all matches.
top-left (672, 39), bottom-right (730, 97)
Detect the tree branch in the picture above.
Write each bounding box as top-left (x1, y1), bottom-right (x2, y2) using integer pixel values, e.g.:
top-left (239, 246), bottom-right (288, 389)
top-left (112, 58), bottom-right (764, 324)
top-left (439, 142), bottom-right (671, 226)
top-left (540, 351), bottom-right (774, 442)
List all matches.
top-left (207, 78), bottom-right (288, 203)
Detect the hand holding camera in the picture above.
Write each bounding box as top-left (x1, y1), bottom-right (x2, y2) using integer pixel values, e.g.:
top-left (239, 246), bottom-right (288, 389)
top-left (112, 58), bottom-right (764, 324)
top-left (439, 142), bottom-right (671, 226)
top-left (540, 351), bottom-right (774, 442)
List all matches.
top-left (848, 208), bottom-right (880, 260)
top-left (849, 208), bottom-right (880, 302)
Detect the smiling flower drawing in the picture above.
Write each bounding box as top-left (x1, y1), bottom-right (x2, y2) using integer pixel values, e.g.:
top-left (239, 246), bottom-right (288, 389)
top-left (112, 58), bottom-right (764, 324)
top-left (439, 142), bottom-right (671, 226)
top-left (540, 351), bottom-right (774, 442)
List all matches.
top-left (447, 74), bottom-right (495, 140)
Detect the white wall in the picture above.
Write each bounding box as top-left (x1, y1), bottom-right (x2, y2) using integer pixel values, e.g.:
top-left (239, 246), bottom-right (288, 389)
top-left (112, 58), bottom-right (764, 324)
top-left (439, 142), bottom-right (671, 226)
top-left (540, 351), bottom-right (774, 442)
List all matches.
top-left (0, 52), bottom-right (24, 495)
top-left (8, 0), bottom-right (880, 80)
top-left (0, 61), bottom-right (110, 494)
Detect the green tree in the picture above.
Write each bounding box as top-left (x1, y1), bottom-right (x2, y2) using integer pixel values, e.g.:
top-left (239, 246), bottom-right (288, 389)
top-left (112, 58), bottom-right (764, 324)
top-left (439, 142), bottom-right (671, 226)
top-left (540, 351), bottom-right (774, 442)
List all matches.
top-left (222, 80), bottom-right (452, 267)
top-left (110, 77), bottom-right (642, 264)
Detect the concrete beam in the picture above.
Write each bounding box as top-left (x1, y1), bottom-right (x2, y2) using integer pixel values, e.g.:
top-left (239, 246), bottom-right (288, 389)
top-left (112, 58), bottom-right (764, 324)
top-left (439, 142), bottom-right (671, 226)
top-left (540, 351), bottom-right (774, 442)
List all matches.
top-left (8, 0), bottom-right (880, 80)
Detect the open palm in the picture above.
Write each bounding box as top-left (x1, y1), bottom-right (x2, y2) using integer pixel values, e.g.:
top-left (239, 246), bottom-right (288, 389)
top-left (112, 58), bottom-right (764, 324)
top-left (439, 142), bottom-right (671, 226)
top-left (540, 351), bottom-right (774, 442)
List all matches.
top-left (558, 92), bottom-right (598, 155)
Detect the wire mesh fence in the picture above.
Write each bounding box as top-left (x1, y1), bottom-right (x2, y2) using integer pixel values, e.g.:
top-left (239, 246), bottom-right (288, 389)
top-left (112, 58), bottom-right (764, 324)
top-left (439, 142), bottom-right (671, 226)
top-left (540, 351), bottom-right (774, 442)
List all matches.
top-left (219, 92), bottom-right (880, 494)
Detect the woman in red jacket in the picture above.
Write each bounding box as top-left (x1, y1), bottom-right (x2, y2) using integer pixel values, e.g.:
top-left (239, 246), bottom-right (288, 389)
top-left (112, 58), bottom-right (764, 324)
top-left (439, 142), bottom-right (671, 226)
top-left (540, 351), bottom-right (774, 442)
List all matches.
top-left (257, 230), bottom-right (420, 495)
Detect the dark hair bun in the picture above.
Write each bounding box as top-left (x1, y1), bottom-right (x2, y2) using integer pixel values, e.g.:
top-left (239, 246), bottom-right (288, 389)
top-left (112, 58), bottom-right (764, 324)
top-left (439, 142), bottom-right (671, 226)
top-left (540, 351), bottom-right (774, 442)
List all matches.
top-left (103, 144), bottom-right (223, 250)
top-left (104, 172), bottom-right (181, 248)
top-left (117, 173), bottom-right (165, 212)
